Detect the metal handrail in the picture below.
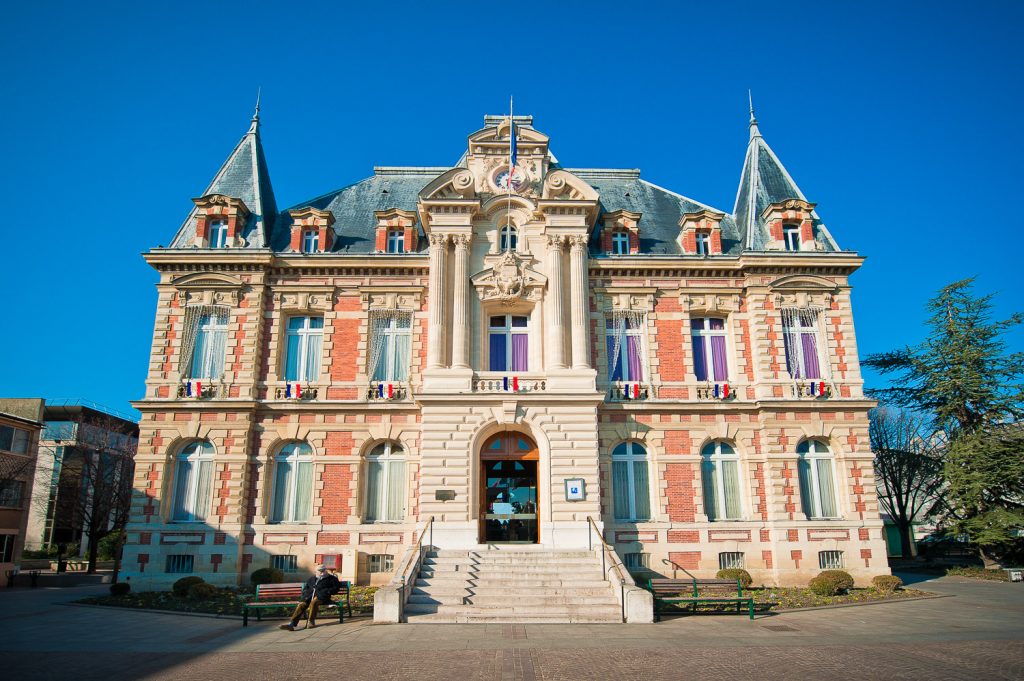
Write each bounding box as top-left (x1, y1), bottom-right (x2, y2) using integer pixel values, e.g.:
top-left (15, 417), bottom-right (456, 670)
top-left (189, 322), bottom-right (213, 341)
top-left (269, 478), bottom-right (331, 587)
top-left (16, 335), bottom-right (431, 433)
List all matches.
top-left (392, 516), bottom-right (434, 600)
top-left (587, 516), bottom-right (638, 623)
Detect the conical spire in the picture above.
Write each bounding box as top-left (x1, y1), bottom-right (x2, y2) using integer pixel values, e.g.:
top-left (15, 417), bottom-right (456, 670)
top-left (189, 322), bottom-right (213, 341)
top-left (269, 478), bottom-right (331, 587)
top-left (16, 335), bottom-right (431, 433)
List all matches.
top-left (732, 103), bottom-right (839, 251)
top-left (167, 102), bottom-right (278, 249)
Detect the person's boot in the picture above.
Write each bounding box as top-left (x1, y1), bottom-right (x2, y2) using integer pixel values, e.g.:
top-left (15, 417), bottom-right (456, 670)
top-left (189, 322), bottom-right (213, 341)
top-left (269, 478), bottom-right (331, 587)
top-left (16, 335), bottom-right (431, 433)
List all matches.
top-left (307, 621), bottom-right (317, 629)
top-left (279, 623), bottom-right (295, 631)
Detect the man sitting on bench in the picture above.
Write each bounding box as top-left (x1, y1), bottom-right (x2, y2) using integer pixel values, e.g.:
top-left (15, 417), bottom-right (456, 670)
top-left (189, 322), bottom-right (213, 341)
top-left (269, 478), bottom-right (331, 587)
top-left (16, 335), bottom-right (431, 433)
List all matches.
top-left (279, 565), bottom-right (342, 631)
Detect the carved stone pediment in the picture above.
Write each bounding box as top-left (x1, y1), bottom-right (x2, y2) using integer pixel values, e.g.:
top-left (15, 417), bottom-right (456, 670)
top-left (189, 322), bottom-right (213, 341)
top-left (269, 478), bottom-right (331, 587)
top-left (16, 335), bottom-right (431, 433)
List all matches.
top-left (275, 287), bottom-right (335, 312)
top-left (542, 170), bottom-right (599, 201)
top-left (471, 250), bottom-right (547, 305)
top-left (172, 272), bottom-right (245, 307)
top-left (768, 275), bottom-right (839, 309)
top-left (681, 292), bottom-right (742, 314)
top-left (419, 169), bottom-right (477, 201)
top-left (359, 285), bottom-right (425, 311)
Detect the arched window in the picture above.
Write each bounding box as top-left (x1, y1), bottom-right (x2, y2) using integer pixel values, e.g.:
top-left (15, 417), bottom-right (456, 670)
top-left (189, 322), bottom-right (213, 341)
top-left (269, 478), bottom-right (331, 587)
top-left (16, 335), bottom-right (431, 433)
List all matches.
top-left (701, 441), bottom-right (742, 521)
top-left (365, 442), bottom-right (406, 522)
top-left (612, 442), bottom-right (650, 521)
top-left (271, 442), bottom-right (313, 522)
top-left (172, 441), bottom-right (215, 522)
top-left (499, 224), bottom-right (518, 252)
top-left (611, 230), bottom-right (629, 255)
top-left (798, 440), bottom-right (838, 519)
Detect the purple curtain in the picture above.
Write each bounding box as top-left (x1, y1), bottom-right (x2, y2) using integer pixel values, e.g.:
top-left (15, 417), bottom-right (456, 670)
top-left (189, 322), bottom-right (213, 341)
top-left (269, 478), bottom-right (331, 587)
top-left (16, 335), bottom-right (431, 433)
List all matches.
top-left (710, 336), bottom-right (728, 381)
top-left (626, 335), bottom-right (642, 381)
top-left (489, 333), bottom-right (506, 371)
top-left (607, 336), bottom-right (622, 381)
top-left (692, 335), bottom-right (708, 381)
top-left (511, 334), bottom-right (529, 371)
top-left (801, 333), bottom-right (821, 379)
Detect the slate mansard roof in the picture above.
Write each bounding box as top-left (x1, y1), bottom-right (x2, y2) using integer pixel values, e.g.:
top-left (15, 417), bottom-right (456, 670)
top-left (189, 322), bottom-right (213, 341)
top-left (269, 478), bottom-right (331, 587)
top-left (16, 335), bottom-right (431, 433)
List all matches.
top-left (167, 112), bottom-right (841, 255)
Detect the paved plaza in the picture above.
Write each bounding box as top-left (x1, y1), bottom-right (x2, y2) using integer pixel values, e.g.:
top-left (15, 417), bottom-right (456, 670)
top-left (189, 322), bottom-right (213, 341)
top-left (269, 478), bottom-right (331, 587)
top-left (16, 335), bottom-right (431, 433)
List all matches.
top-left (1, 573), bottom-right (1022, 680)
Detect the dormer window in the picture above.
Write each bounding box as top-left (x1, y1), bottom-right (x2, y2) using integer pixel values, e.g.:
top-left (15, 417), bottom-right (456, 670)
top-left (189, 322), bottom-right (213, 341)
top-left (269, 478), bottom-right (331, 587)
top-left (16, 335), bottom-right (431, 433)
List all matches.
top-left (695, 231), bottom-right (710, 256)
top-left (783, 224), bottom-right (801, 251)
top-left (209, 220), bottom-right (228, 248)
top-left (611, 231), bottom-right (629, 255)
top-left (386, 229), bottom-right (405, 254)
top-left (499, 224), bottom-right (518, 252)
top-left (301, 229), bottom-right (320, 254)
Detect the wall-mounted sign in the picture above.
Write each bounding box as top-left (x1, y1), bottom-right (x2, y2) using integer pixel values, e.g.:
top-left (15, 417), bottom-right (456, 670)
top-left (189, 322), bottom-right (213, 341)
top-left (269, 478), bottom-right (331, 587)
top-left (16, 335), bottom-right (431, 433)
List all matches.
top-left (564, 478), bottom-right (586, 502)
top-left (435, 489), bottom-right (456, 501)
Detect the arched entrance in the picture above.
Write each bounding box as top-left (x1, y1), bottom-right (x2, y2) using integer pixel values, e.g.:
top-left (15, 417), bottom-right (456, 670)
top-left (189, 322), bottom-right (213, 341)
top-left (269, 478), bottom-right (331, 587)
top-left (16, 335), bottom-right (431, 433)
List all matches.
top-left (479, 432), bottom-right (539, 544)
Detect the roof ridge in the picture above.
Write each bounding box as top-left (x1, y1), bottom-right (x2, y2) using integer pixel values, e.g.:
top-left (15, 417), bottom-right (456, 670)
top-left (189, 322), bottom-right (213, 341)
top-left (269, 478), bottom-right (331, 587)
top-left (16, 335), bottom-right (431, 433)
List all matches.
top-left (639, 178), bottom-right (728, 215)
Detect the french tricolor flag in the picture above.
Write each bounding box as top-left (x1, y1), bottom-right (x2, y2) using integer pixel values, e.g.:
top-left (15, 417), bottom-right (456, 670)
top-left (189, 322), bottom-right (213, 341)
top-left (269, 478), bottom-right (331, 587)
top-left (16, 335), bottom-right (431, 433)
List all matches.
top-left (377, 383), bottom-right (394, 399)
top-left (810, 381), bottom-right (826, 396)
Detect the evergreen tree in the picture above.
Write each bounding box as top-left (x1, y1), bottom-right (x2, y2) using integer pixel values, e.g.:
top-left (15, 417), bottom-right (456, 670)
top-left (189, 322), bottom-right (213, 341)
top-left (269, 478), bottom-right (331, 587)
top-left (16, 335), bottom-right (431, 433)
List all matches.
top-left (864, 278), bottom-right (1024, 557)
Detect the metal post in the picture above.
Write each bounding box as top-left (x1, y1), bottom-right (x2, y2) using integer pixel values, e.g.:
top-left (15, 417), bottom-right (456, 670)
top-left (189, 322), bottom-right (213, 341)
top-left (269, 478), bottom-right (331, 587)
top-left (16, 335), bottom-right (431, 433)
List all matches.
top-left (429, 516), bottom-right (434, 551)
top-left (621, 579), bottom-right (626, 623)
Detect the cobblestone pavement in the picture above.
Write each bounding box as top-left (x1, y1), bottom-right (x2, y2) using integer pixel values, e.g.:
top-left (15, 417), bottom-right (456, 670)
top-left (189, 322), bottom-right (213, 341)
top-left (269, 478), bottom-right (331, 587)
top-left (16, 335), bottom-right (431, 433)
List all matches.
top-left (1, 573), bottom-right (1022, 680)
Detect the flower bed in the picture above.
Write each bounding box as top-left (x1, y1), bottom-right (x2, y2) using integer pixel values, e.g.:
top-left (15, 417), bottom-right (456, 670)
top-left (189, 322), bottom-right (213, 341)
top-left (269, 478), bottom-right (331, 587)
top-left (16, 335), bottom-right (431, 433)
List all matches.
top-left (76, 585), bottom-right (379, 617)
top-left (660, 585), bottom-right (932, 615)
top-left (900, 565), bottom-right (1011, 582)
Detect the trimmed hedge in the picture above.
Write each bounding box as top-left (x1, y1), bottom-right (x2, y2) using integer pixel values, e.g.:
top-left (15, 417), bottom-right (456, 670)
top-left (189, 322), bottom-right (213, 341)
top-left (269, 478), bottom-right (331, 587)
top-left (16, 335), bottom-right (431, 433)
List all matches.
top-left (716, 568), bottom-right (753, 589)
top-left (872, 575), bottom-right (903, 592)
top-left (818, 570), bottom-right (854, 591)
top-left (187, 582), bottom-right (220, 600)
top-left (250, 567), bottom-right (285, 586)
top-left (172, 576), bottom-right (205, 598)
top-left (109, 582), bottom-right (131, 596)
top-left (808, 570), bottom-right (854, 596)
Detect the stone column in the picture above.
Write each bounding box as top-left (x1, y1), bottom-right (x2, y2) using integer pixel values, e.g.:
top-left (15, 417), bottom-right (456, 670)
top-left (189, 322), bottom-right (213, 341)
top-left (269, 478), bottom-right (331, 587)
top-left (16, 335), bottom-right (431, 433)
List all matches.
top-left (451, 234), bottom-right (472, 369)
top-left (546, 235), bottom-right (567, 370)
top-left (569, 235), bottom-right (591, 369)
top-left (427, 233), bottom-right (449, 369)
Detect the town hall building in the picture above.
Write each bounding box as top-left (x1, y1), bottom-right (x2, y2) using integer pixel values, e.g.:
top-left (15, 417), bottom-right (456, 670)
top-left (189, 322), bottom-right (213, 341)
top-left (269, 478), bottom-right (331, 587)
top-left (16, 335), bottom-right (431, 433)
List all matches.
top-left (122, 107), bottom-right (888, 609)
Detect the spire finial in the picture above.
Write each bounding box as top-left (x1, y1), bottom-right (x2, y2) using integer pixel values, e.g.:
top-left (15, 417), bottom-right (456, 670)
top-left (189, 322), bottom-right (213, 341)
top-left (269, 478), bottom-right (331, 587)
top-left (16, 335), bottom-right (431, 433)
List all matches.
top-left (249, 87), bottom-right (261, 133)
top-left (748, 89), bottom-right (761, 140)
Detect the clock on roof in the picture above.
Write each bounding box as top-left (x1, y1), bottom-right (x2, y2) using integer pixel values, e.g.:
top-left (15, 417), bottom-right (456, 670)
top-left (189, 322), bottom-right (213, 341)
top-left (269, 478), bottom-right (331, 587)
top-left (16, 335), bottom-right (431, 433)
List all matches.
top-left (494, 168), bottom-right (525, 192)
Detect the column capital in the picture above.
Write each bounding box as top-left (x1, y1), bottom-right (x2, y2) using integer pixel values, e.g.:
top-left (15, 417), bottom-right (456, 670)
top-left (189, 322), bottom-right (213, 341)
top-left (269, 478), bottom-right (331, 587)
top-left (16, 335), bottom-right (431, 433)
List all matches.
top-left (429, 233), bottom-right (450, 248)
top-left (568, 234), bottom-right (589, 251)
top-left (546, 234), bottom-right (566, 252)
top-left (452, 233), bottom-right (472, 250)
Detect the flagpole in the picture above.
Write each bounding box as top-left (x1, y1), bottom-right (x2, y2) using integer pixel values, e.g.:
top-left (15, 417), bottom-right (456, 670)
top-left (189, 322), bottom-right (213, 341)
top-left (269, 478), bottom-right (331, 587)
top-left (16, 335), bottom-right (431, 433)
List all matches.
top-left (507, 95), bottom-right (513, 250)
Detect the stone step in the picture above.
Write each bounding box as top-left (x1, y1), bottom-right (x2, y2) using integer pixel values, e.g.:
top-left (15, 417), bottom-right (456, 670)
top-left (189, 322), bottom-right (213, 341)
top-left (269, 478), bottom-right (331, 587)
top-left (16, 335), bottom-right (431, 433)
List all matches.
top-left (406, 612), bottom-right (622, 624)
top-left (406, 603), bottom-right (622, 618)
top-left (422, 558), bottom-right (600, 567)
top-left (411, 585), bottom-right (614, 597)
top-left (420, 565), bottom-right (604, 575)
top-left (408, 593), bottom-right (620, 607)
top-left (429, 550), bottom-right (595, 559)
top-left (415, 577), bottom-right (613, 588)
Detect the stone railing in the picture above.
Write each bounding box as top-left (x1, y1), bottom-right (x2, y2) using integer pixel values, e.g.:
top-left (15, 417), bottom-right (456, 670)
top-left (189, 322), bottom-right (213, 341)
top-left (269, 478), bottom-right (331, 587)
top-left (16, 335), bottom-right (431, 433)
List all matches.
top-left (366, 382), bottom-right (409, 401)
top-left (177, 380), bottom-right (229, 399)
top-left (789, 381), bottom-right (832, 399)
top-left (695, 383), bottom-right (735, 401)
top-left (472, 375), bottom-right (547, 393)
top-left (273, 385), bottom-right (320, 401)
top-left (607, 383), bottom-right (654, 401)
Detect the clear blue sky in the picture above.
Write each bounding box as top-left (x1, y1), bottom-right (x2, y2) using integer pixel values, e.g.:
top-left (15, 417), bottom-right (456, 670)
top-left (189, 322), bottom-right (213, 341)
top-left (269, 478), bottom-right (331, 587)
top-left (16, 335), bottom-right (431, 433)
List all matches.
top-left (2, 0), bottom-right (1021, 418)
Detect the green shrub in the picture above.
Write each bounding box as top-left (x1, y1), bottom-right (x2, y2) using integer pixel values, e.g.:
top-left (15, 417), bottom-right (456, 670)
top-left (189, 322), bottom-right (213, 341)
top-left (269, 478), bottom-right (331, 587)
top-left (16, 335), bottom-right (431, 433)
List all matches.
top-left (808, 574), bottom-right (843, 596)
top-left (817, 570), bottom-right (854, 591)
top-left (187, 582), bottom-right (220, 600)
top-left (109, 582), bottom-right (131, 596)
top-left (716, 568), bottom-right (753, 588)
top-left (98, 531), bottom-right (126, 561)
top-left (250, 567), bottom-right (285, 586)
top-left (172, 576), bottom-right (205, 597)
top-left (872, 575), bottom-right (903, 592)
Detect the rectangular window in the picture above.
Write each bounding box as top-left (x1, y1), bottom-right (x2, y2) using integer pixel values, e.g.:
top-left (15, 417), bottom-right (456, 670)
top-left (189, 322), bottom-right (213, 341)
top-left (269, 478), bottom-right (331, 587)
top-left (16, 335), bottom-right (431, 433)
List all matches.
top-left (612, 231), bottom-right (629, 255)
top-left (302, 230), bottom-right (319, 253)
top-left (695, 231), bottom-right (710, 255)
top-left (165, 555), bottom-right (195, 574)
top-left (691, 318), bottom-right (729, 381)
top-left (818, 550), bottom-right (844, 570)
top-left (365, 457), bottom-right (406, 522)
top-left (271, 555), bottom-right (298, 572)
top-left (284, 316), bottom-right (324, 382)
top-left (0, 481), bottom-right (24, 508)
top-left (782, 309), bottom-right (823, 380)
top-left (623, 552), bottom-right (650, 570)
top-left (369, 311), bottom-right (412, 382)
top-left (783, 224), bottom-right (800, 251)
top-left (0, 425), bottom-right (29, 454)
top-left (0, 534), bottom-right (14, 563)
top-left (606, 315), bottom-right (644, 382)
top-left (718, 552), bottom-right (745, 570)
top-left (368, 554), bottom-right (394, 573)
top-left (489, 315), bottom-right (529, 372)
top-left (183, 307), bottom-right (229, 380)
top-left (209, 220), bottom-right (228, 248)
top-left (386, 229), bottom-right (405, 253)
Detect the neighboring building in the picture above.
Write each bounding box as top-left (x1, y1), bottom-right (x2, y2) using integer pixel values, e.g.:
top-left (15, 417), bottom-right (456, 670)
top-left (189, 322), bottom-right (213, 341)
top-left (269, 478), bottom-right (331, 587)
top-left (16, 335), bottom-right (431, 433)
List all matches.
top-left (123, 108), bottom-right (889, 591)
top-left (0, 398), bottom-right (44, 578)
top-left (26, 400), bottom-right (139, 555)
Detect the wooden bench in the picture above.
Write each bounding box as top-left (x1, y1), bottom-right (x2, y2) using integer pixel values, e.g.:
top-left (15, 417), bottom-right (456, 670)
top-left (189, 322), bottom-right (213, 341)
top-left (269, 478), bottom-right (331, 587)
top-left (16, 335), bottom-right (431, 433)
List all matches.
top-left (242, 581), bottom-right (352, 626)
top-left (646, 578), bottom-right (755, 621)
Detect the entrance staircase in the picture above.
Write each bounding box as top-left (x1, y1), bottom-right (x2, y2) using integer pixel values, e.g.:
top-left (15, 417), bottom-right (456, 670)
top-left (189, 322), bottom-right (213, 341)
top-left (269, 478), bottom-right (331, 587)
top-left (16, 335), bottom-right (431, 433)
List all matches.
top-left (404, 548), bottom-right (623, 623)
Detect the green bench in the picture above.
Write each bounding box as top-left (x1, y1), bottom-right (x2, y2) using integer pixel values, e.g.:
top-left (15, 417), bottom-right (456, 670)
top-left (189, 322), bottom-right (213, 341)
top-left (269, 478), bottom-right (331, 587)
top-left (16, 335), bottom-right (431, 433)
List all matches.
top-left (242, 581), bottom-right (352, 626)
top-left (646, 577), bottom-right (755, 621)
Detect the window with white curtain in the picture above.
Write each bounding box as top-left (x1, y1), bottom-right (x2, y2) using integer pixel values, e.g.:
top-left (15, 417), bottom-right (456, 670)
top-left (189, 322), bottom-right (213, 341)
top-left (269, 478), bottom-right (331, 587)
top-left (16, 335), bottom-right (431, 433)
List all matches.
top-left (702, 441), bottom-right (742, 521)
top-left (271, 442), bottom-right (313, 523)
top-left (612, 441), bottom-right (650, 521)
top-left (365, 442), bottom-right (406, 523)
top-left (182, 306), bottom-right (229, 380)
top-left (172, 441), bottom-right (215, 522)
top-left (606, 313), bottom-right (645, 382)
top-left (369, 311), bottom-right (412, 381)
top-left (691, 318), bottom-right (729, 382)
top-left (782, 308), bottom-right (824, 380)
top-left (285, 316), bottom-right (324, 382)
top-left (209, 220), bottom-right (228, 248)
top-left (798, 440), bottom-right (838, 519)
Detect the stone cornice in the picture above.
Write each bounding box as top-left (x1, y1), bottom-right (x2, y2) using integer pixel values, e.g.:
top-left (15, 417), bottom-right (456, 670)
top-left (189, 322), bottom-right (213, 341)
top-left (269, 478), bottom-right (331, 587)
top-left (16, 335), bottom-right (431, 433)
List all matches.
top-left (589, 252), bottom-right (865, 276)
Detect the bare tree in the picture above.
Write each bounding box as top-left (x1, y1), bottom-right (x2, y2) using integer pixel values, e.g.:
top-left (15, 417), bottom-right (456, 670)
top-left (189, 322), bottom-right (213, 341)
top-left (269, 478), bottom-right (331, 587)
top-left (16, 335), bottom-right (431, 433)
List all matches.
top-left (870, 407), bottom-right (945, 559)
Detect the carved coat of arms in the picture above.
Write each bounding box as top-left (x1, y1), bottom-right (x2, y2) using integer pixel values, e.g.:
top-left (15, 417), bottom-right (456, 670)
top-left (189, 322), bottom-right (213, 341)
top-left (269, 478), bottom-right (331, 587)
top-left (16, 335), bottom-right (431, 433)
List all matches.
top-left (491, 250), bottom-right (525, 301)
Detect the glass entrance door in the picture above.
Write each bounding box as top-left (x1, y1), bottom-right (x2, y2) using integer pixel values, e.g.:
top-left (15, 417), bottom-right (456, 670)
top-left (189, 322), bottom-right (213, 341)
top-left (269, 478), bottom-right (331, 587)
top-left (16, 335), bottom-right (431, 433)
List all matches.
top-left (483, 459), bottom-right (538, 543)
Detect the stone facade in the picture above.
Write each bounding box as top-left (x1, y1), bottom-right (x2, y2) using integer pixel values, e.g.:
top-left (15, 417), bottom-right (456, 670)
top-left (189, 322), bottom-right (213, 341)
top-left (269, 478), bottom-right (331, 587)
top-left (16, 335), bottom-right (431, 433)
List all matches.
top-left (122, 111), bottom-right (888, 590)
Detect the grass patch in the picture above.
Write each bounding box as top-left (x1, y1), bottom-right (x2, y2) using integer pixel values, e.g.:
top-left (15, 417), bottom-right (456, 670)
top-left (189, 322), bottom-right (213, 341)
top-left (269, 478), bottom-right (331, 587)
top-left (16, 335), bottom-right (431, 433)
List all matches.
top-left (898, 565), bottom-right (1011, 582)
top-left (660, 586), bottom-right (932, 615)
top-left (75, 585), bottom-right (379, 617)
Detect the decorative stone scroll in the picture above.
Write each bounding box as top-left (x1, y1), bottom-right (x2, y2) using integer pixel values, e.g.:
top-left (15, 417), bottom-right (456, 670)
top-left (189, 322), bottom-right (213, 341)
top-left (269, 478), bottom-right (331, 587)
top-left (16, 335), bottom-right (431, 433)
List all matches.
top-left (276, 288), bottom-right (335, 312)
top-left (171, 272), bottom-right (244, 308)
top-left (680, 292), bottom-right (742, 314)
